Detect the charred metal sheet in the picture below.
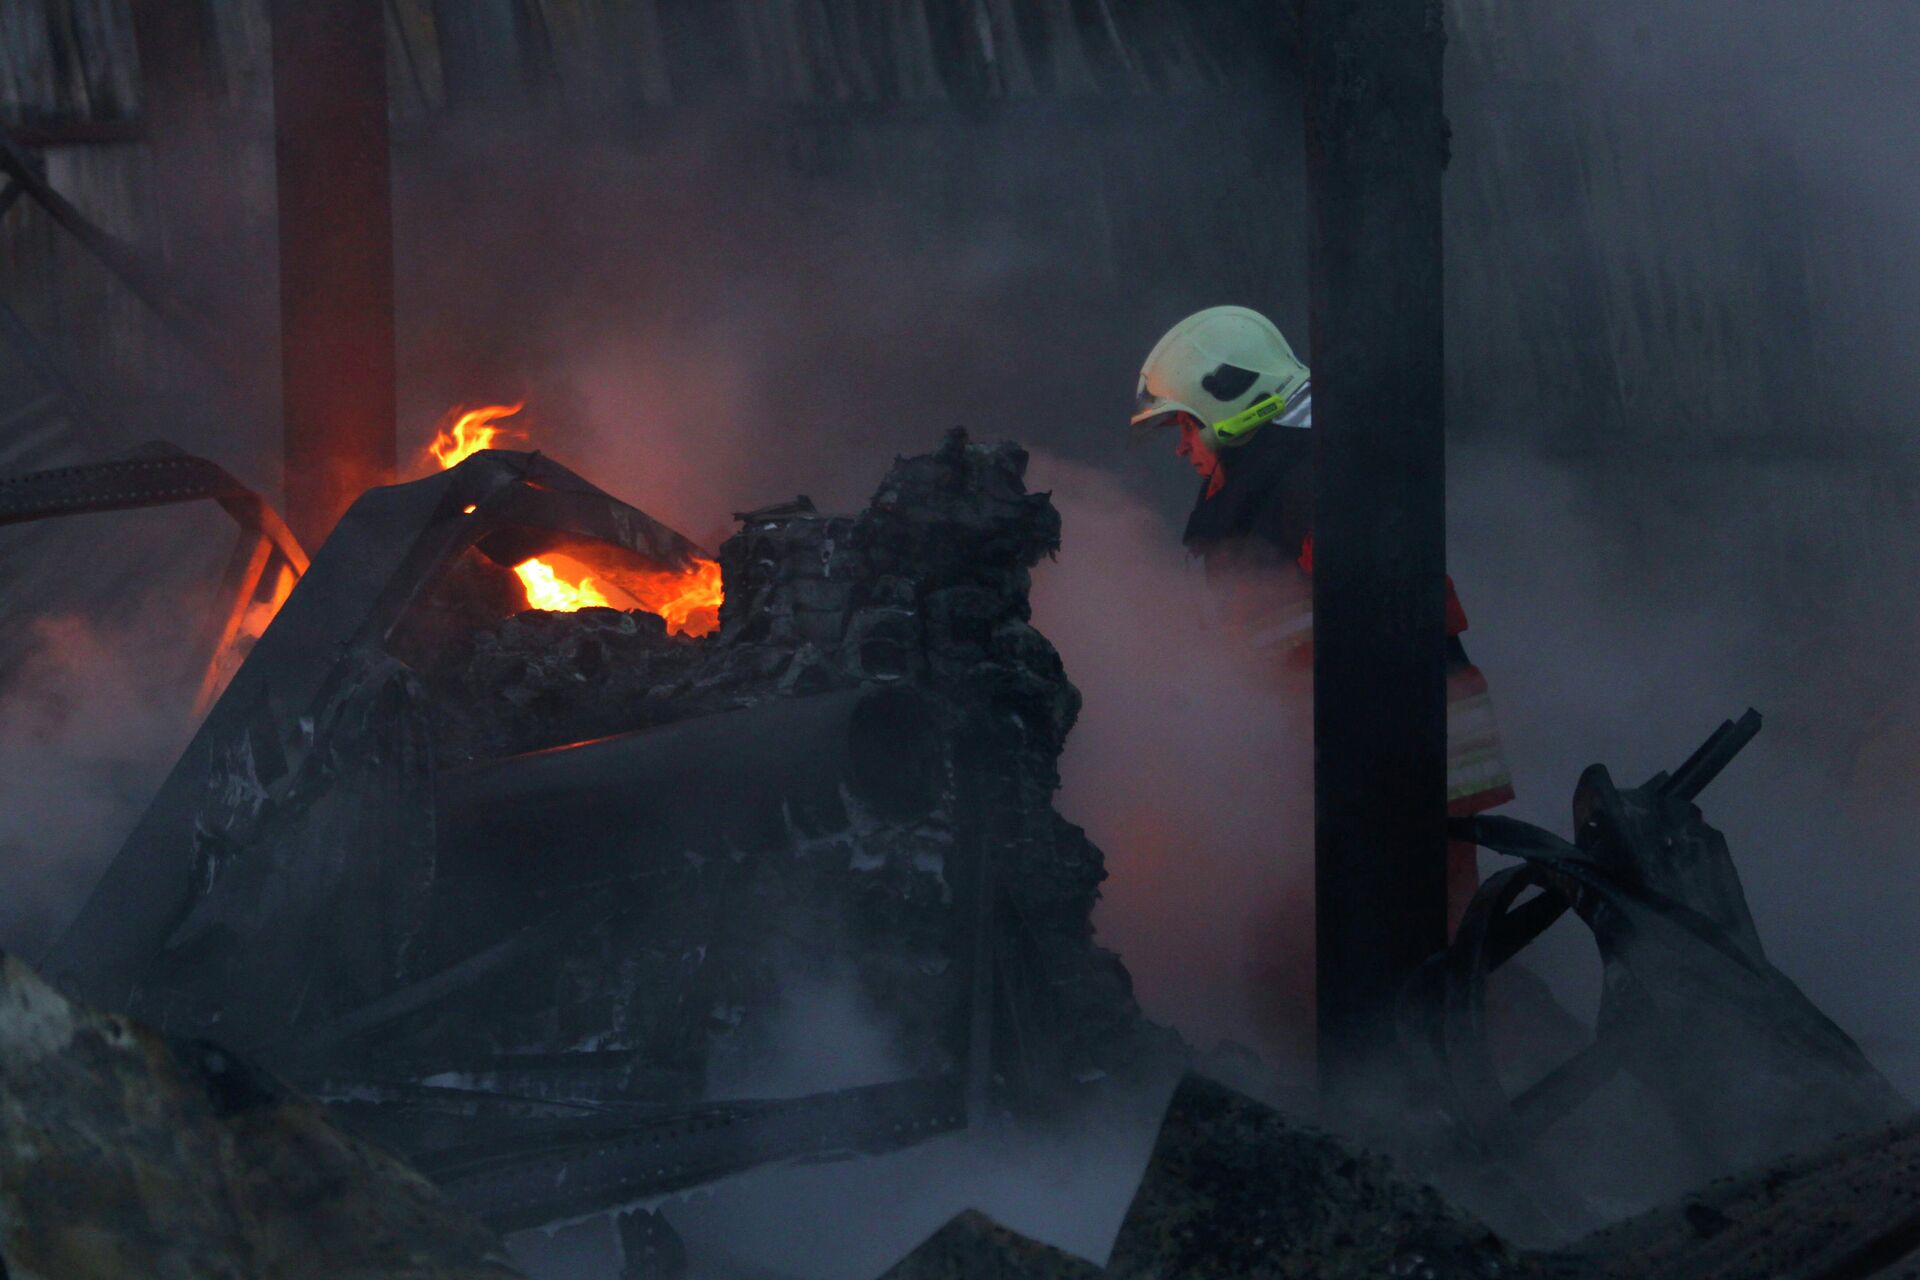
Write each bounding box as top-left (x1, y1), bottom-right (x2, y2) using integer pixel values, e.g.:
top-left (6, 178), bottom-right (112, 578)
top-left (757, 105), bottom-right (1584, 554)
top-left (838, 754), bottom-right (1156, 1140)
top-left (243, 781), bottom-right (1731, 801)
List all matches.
top-left (43, 448), bottom-right (708, 1007)
top-left (135, 653), bottom-right (442, 1051)
top-left (280, 892), bottom-right (629, 1064)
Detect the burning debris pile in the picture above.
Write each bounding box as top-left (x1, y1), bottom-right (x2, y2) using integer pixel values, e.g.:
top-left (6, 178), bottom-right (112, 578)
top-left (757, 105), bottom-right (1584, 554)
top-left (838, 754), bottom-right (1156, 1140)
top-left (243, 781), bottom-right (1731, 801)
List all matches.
top-left (400, 428), bottom-right (1146, 1096)
top-left (421, 403), bottom-right (724, 629)
top-left (26, 427), bottom-right (1166, 1238)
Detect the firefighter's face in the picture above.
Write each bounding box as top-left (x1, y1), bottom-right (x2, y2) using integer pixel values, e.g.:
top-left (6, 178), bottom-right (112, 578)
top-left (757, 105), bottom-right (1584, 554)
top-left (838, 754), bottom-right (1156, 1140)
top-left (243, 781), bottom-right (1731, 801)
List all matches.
top-left (1173, 416), bottom-right (1218, 479)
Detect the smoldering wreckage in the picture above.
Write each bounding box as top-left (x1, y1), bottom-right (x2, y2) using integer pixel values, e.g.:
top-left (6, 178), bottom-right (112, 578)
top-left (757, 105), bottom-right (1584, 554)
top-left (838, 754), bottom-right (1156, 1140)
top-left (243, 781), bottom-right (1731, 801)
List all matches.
top-left (0, 428), bottom-right (1916, 1280)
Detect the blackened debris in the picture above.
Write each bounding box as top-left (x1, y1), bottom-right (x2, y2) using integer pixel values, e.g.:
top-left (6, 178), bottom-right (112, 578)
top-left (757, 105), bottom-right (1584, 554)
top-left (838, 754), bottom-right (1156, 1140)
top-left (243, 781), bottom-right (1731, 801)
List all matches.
top-left (1557, 1114), bottom-right (1920, 1280)
top-left (128, 431), bottom-right (1158, 1128)
top-left (0, 953), bottom-right (521, 1279)
top-left (876, 1210), bottom-right (1103, 1279)
top-left (871, 1075), bottom-right (1530, 1280)
top-left (1104, 1076), bottom-right (1527, 1280)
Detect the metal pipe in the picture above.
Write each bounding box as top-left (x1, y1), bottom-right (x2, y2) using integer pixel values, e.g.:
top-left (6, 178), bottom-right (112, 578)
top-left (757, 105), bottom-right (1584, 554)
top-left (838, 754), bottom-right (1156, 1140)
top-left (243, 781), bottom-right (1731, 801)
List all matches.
top-left (435, 686), bottom-right (940, 890)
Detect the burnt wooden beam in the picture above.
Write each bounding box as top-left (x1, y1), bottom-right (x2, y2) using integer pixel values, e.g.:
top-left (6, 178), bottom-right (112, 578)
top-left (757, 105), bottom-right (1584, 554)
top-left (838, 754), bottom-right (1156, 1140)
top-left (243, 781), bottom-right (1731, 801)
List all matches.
top-left (270, 0), bottom-right (398, 547)
top-left (1303, 0), bottom-right (1451, 1097)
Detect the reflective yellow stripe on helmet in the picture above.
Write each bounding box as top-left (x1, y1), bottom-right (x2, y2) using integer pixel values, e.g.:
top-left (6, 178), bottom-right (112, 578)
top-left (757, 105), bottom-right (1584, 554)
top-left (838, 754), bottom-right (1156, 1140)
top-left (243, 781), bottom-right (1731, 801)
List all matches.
top-left (1211, 392), bottom-right (1289, 442)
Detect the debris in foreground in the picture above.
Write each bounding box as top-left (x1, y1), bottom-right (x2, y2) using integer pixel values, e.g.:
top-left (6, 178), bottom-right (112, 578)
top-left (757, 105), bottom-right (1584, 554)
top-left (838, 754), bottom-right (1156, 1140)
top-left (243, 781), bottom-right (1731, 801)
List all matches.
top-left (1106, 1075), bottom-right (1523, 1279)
top-left (1414, 710), bottom-right (1908, 1232)
top-left (877, 1210), bottom-right (1103, 1280)
top-left (1551, 1113), bottom-right (1920, 1280)
top-left (0, 950), bottom-right (520, 1280)
top-left (876, 1075), bottom-right (1529, 1280)
top-left (874, 1073), bottom-right (1920, 1280)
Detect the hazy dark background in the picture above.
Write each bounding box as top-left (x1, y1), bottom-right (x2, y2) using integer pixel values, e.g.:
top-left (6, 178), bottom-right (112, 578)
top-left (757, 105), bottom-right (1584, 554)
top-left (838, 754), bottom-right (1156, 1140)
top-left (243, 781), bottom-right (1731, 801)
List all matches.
top-left (2, 0), bottom-right (1919, 1266)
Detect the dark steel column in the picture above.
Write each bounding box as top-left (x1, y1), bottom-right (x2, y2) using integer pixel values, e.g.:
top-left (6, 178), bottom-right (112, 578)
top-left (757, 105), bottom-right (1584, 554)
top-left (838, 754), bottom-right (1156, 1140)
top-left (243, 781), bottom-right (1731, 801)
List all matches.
top-left (1303, 0), bottom-right (1451, 1096)
top-left (270, 0), bottom-right (396, 547)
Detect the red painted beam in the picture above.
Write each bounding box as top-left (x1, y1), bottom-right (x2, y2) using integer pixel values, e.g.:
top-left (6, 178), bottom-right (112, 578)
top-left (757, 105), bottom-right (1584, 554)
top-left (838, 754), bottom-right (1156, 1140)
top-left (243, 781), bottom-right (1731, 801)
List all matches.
top-left (270, 0), bottom-right (396, 547)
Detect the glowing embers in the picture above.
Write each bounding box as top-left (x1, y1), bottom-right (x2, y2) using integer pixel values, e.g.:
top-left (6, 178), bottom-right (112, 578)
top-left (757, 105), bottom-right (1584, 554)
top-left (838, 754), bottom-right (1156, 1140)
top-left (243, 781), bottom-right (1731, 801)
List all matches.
top-left (427, 401), bottom-right (723, 633)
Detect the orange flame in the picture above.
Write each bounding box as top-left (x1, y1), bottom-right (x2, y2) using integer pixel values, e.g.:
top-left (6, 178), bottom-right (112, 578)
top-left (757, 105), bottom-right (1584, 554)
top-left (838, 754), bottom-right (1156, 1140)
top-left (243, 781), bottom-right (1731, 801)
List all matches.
top-left (512, 557), bottom-right (614, 612)
top-left (428, 403), bottom-right (526, 470)
top-left (195, 554), bottom-right (300, 717)
top-left (624, 557), bottom-right (724, 636)
top-left (427, 401), bottom-right (723, 631)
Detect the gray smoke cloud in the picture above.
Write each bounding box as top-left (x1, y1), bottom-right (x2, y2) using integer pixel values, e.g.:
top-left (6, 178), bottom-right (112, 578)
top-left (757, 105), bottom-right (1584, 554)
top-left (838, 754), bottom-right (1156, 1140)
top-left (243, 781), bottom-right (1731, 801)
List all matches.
top-left (0, 505), bottom-right (227, 960)
top-left (1026, 454), bottom-right (1317, 1078)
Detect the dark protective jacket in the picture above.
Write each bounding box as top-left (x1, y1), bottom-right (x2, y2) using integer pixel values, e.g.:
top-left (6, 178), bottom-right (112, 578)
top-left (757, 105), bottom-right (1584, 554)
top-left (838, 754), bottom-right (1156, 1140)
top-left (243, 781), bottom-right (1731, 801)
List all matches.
top-left (1177, 422), bottom-right (1514, 820)
top-left (1180, 420), bottom-right (1312, 563)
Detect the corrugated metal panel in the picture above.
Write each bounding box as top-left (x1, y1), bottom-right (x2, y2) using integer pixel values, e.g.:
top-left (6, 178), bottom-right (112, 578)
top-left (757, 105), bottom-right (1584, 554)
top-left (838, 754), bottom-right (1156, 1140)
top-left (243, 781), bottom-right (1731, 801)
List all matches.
top-left (880, 0), bottom-right (944, 101)
top-left (5, 0), bottom-right (1283, 131)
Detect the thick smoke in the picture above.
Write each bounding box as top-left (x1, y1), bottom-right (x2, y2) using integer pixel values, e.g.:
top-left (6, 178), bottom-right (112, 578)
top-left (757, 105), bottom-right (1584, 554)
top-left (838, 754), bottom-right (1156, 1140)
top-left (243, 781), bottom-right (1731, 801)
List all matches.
top-left (0, 508), bottom-right (221, 958)
top-left (1026, 454), bottom-right (1317, 1077)
top-left (506, 1086), bottom-right (1171, 1280)
top-left (1438, 0), bottom-right (1920, 1104)
top-left (705, 970), bottom-right (912, 1102)
top-left (380, 100), bottom-right (1272, 530)
top-left (5, 2), bottom-right (1920, 1268)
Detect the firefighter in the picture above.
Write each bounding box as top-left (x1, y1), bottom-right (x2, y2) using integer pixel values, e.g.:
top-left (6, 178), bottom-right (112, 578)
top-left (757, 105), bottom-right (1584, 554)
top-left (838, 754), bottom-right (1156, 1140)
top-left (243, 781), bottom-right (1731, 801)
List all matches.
top-left (1132, 305), bottom-right (1514, 927)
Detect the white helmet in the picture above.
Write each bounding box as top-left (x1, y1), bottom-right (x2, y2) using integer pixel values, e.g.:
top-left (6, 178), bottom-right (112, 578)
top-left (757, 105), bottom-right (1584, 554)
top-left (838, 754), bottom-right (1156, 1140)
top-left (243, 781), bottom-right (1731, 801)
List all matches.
top-left (1132, 306), bottom-right (1310, 450)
